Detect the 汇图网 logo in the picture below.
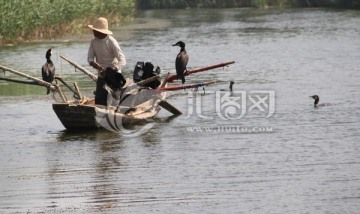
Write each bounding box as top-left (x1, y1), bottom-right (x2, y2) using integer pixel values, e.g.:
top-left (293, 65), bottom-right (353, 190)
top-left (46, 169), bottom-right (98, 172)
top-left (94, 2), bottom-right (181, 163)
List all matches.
top-left (95, 88), bottom-right (276, 136)
top-left (186, 90), bottom-right (275, 120)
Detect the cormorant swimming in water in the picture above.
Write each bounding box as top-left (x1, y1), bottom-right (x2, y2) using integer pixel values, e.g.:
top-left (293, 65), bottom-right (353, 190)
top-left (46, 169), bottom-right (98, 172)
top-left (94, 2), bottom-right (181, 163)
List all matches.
top-left (220, 81), bottom-right (235, 92)
top-left (310, 95), bottom-right (329, 107)
top-left (173, 41), bottom-right (189, 84)
top-left (41, 48), bottom-right (55, 94)
top-left (229, 81), bottom-right (234, 92)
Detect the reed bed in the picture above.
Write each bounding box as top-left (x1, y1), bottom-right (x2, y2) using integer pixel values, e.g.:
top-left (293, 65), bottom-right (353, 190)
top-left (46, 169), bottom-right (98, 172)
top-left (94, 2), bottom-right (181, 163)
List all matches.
top-left (1, 0), bottom-right (358, 44)
top-left (0, 0), bottom-right (135, 44)
top-left (136, 0), bottom-right (360, 9)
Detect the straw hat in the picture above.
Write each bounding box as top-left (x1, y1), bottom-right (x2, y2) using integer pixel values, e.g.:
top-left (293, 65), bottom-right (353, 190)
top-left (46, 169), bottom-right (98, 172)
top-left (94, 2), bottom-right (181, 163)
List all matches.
top-left (88, 17), bottom-right (113, 35)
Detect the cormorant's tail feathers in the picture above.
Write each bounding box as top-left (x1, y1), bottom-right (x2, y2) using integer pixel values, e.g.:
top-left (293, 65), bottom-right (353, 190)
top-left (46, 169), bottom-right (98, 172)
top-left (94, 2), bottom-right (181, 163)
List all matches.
top-left (181, 76), bottom-right (185, 84)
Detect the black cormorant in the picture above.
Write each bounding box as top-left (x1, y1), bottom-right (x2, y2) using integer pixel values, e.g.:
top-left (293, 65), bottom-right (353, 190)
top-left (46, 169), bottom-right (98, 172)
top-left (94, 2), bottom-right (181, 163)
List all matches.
top-left (220, 81), bottom-right (235, 92)
top-left (229, 81), bottom-right (234, 92)
top-left (173, 41), bottom-right (189, 84)
top-left (41, 48), bottom-right (55, 94)
top-left (310, 95), bottom-right (328, 107)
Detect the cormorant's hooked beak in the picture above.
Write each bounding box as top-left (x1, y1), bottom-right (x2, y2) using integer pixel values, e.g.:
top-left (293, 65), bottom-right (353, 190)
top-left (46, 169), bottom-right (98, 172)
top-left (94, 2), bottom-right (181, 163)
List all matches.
top-left (46, 48), bottom-right (54, 59)
top-left (172, 43), bottom-right (179, 47)
top-left (46, 48), bottom-right (54, 54)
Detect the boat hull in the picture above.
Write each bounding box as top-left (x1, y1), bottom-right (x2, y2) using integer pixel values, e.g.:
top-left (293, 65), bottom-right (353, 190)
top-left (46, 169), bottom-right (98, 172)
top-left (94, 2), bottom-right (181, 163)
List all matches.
top-left (52, 103), bottom-right (160, 130)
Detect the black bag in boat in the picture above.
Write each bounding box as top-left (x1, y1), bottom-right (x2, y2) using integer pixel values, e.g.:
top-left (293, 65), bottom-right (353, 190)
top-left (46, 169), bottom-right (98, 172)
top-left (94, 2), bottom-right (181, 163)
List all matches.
top-left (133, 61), bottom-right (161, 89)
top-left (103, 67), bottom-right (126, 91)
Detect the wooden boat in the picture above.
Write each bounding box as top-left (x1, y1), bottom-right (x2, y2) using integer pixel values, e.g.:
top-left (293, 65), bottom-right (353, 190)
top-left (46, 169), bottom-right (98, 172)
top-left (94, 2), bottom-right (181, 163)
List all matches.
top-left (52, 79), bottom-right (217, 131)
top-left (52, 97), bottom-right (162, 130)
top-left (0, 57), bottom-right (234, 131)
top-left (51, 75), bottom-right (173, 130)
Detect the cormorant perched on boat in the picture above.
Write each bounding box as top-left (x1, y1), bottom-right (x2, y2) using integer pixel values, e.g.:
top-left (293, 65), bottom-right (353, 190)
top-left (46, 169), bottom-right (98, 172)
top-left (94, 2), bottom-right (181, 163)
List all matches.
top-left (173, 41), bottom-right (189, 84)
top-left (309, 95), bottom-right (329, 107)
top-left (41, 48), bottom-right (55, 94)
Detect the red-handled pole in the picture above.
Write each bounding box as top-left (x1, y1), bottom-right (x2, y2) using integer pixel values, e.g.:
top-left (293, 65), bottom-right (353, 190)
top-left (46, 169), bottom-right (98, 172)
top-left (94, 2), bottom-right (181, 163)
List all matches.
top-left (166, 61), bottom-right (235, 83)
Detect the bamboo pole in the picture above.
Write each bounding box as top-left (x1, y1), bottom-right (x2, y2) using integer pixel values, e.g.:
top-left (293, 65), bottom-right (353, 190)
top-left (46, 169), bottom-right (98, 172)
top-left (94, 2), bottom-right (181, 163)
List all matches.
top-left (73, 82), bottom-right (82, 99)
top-left (54, 77), bottom-right (81, 99)
top-left (136, 75), bottom-right (160, 87)
top-left (60, 55), bottom-right (98, 81)
top-left (159, 72), bottom-right (170, 88)
top-left (0, 77), bottom-right (39, 85)
top-left (56, 86), bottom-right (68, 102)
top-left (0, 64), bottom-right (56, 91)
top-left (0, 64), bottom-right (67, 102)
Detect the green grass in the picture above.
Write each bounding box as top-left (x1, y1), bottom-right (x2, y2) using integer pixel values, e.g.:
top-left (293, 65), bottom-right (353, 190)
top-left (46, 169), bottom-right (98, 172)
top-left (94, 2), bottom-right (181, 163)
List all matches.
top-left (136, 0), bottom-right (360, 9)
top-left (0, 0), bottom-right (135, 44)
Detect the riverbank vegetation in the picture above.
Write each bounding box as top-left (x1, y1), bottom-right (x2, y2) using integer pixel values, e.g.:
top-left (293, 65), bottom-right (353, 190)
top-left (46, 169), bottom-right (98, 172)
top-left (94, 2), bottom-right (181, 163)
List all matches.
top-left (0, 0), bottom-right (135, 44)
top-left (137, 0), bottom-right (360, 9)
top-left (1, 0), bottom-right (359, 45)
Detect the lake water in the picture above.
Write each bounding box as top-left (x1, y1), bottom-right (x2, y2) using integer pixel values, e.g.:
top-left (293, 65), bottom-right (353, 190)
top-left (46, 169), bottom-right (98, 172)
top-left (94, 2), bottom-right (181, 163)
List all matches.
top-left (1, 8), bottom-right (360, 213)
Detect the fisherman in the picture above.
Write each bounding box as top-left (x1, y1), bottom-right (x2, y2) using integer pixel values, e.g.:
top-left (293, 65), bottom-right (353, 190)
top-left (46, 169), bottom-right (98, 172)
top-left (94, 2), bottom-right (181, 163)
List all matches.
top-left (87, 17), bottom-right (126, 106)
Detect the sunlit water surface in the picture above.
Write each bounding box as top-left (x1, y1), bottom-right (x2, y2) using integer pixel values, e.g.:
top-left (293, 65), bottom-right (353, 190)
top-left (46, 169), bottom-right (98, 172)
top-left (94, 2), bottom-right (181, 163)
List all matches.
top-left (0, 8), bottom-right (360, 213)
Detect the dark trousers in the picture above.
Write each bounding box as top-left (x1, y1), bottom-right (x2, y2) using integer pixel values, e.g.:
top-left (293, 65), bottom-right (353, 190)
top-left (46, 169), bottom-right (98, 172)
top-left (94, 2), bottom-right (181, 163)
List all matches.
top-left (95, 77), bottom-right (108, 106)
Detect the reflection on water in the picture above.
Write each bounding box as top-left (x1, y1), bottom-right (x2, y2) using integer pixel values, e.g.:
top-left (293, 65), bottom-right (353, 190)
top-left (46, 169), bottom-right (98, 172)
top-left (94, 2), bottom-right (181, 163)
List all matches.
top-left (57, 129), bottom-right (120, 142)
top-left (1, 8), bottom-right (360, 213)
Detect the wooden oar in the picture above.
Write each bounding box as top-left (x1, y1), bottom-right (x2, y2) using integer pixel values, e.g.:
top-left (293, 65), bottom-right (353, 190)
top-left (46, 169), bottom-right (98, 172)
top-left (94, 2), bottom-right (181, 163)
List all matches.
top-left (60, 55), bottom-right (98, 81)
top-left (156, 72), bottom-right (182, 115)
top-left (158, 100), bottom-right (182, 115)
top-left (166, 61), bottom-right (235, 83)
